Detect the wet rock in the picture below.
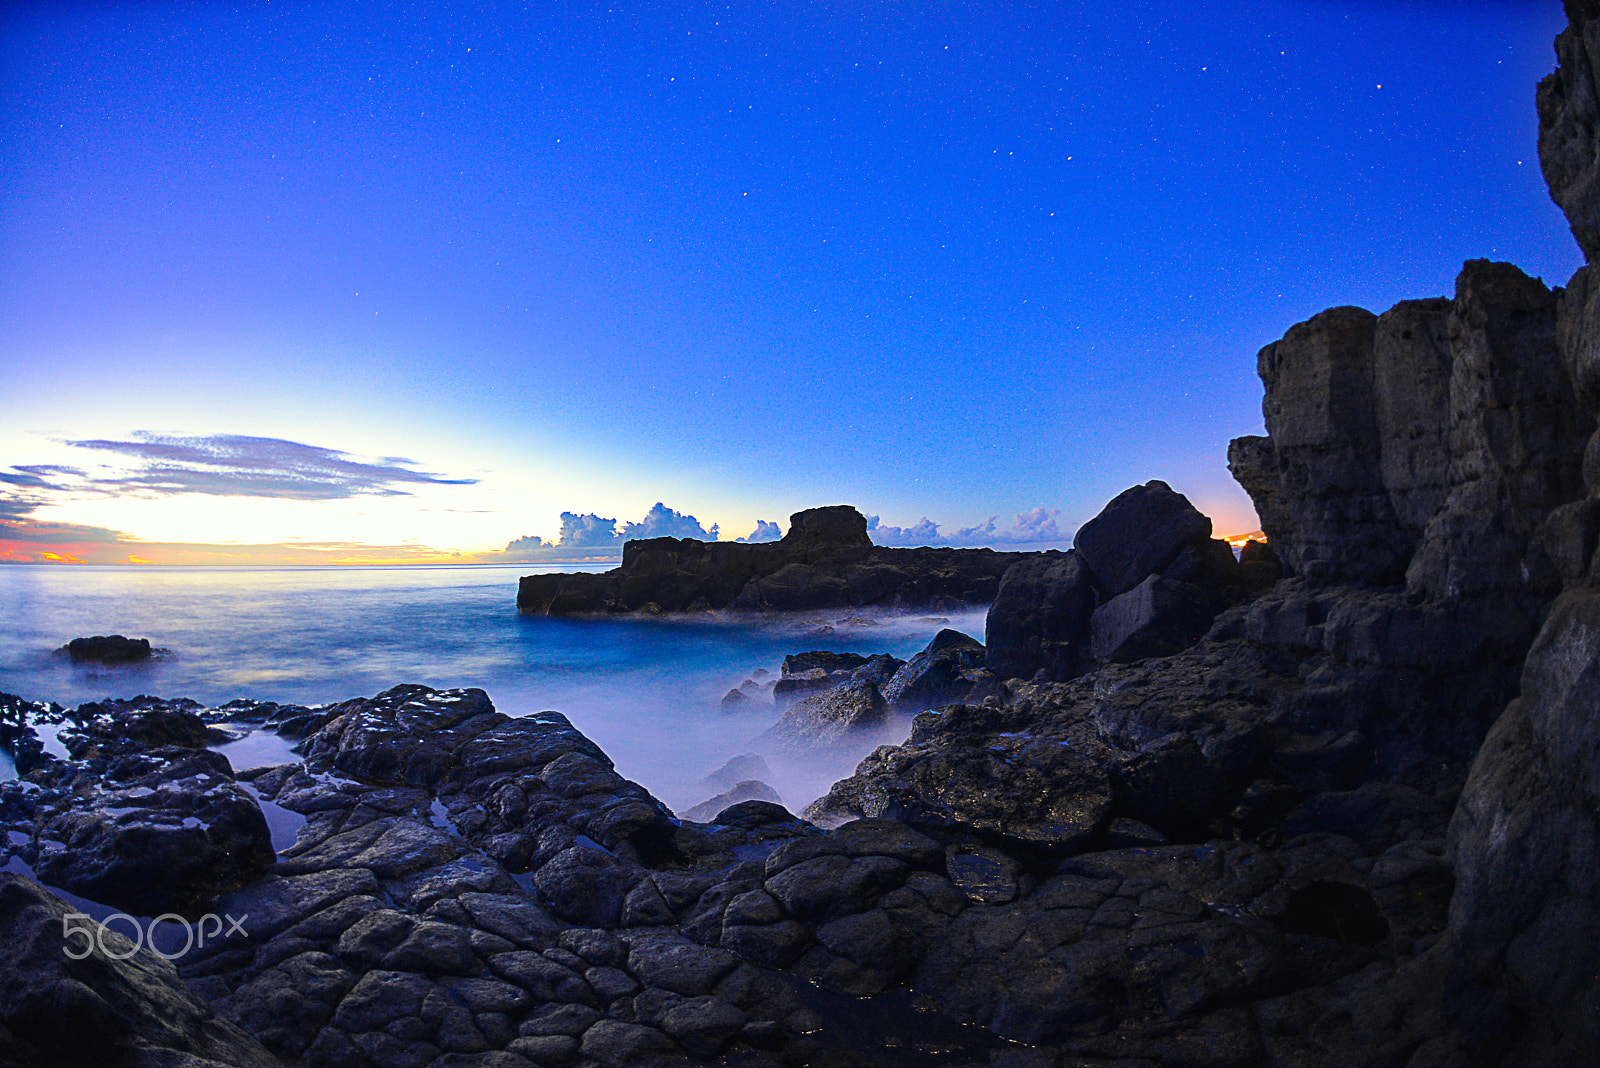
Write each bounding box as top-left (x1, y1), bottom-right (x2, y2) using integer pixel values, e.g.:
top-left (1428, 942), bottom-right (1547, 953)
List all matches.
top-left (758, 679), bottom-right (887, 753)
top-left (624, 930), bottom-right (740, 997)
top-left (60, 695), bottom-right (221, 758)
top-left (33, 748), bottom-right (275, 916)
top-left (880, 629), bottom-right (985, 711)
top-left (0, 692), bottom-right (56, 776)
top-left (944, 846), bottom-right (1026, 904)
top-left (300, 685), bottom-right (503, 788)
top-left (532, 846), bottom-right (637, 928)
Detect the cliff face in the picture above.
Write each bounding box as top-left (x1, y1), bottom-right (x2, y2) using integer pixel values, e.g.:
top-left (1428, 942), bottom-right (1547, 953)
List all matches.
top-left (1230, 263), bottom-right (1589, 597)
top-left (518, 505), bottom-right (1028, 615)
top-left (1442, 3), bottom-right (1600, 1061)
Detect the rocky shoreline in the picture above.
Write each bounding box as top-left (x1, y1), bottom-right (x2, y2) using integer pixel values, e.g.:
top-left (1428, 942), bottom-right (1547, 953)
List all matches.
top-left (6, 4), bottom-right (1600, 1065)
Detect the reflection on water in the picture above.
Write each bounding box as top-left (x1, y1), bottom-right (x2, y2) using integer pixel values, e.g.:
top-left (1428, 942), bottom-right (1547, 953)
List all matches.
top-left (0, 564), bottom-right (983, 812)
top-left (213, 732), bottom-right (306, 772)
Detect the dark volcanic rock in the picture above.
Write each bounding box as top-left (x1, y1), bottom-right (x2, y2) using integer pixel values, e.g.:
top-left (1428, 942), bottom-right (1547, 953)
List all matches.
top-left (806, 706), bottom-right (1113, 852)
top-left (0, 692), bottom-right (54, 776)
top-left (1088, 574), bottom-right (1216, 663)
top-left (1435, 30), bottom-right (1600, 1049)
top-left (1233, 261), bottom-right (1590, 593)
top-left (1540, 0), bottom-right (1600, 264)
top-left (0, 872), bottom-right (280, 1068)
top-left (1072, 480), bottom-right (1214, 597)
top-left (519, 505), bottom-right (1026, 615)
top-left (880, 629), bottom-right (985, 711)
top-left (61, 634), bottom-right (152, 663)
top-left (984, 550), bottom-right (1097, 682)
top-left (682, 781), bottom-right (784, 823)
top-left (1229, 435), bottom-right (1294, 550)
top-left (758, 679), bottom-right (888, 753)
top-left (61, 695), bottom-right (223, 758)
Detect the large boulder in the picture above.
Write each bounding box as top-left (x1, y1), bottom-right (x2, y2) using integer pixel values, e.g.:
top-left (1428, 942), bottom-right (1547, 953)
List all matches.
top-left (880, 630), bottom-right (985, 711)
top-left (1072, 480), bottom-right (1213, 597)
top-left (1253, 304), bottom-right (1408, 585)
top-left (33, 748), bottom-right (275, 917)
top-left (984, 550), bottom-right (1097, 681)
top-left (1088, 575), bottom-right (1216, 664)
top-left (758, 679), bottom-right (888, 753)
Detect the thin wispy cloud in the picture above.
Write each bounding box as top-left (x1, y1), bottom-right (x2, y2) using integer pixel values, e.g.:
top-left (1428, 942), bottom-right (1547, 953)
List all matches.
top-left (60, 433), bottom-right (477, 500)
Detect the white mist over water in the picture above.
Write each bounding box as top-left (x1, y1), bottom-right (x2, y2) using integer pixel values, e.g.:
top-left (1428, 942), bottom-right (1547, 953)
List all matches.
top-left (0, 564), bottom-right (985, 814)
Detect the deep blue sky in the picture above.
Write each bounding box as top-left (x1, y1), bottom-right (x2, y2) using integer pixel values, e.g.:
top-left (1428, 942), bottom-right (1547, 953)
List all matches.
top-left (0, 0), bottom-right (1583, 563)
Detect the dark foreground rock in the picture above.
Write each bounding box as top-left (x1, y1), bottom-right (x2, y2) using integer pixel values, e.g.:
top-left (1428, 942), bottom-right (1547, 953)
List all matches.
top-left (0, 872), bottom-right (281, 1068)
top-left (519, 505), bottom-right (1028, 615)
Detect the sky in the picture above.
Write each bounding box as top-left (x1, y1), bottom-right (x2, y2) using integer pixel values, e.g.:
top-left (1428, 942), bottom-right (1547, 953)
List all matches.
top-left (0, 0), bottom-right (1585, 565)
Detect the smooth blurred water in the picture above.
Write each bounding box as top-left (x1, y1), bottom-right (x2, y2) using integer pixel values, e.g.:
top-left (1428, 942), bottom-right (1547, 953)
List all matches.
top-left (0, 564), bottom-right (983, 812)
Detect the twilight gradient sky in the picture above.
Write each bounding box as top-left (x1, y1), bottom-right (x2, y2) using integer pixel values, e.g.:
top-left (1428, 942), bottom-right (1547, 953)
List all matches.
top-left (0, 0), bottom-right (1584, 565)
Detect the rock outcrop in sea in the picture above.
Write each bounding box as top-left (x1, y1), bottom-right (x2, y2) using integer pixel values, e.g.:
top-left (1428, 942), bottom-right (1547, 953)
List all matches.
top-left (518, 505), bottom-right (1028, 615)
top-left (5, 5), bottom-right (1600, 1065)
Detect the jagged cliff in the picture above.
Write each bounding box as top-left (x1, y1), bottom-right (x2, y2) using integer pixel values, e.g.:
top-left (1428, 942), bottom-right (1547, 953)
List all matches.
top-left (1440, 2), bottom-right (1600, 1061)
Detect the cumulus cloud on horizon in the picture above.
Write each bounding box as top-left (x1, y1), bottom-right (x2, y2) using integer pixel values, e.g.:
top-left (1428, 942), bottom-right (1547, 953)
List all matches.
top-left (867, 507), bottom-right (1075, 549)
top-left (497, 502), bottom-right (720, 561)
top-left (736, 520), bottom-right (783, 543)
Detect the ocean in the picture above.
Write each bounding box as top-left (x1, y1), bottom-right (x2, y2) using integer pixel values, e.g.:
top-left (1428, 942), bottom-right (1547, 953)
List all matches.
top-left (0, 563), bottom-right (984, 814)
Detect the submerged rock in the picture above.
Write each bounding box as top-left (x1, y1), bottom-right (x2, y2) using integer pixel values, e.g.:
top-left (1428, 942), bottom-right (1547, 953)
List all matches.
top-left (60, 634), bottom-right (153, 663)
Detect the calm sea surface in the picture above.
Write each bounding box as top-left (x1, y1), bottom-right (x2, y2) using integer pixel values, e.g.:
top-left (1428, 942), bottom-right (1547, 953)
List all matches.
top-left (0, 564), bottom-right (983, 812)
